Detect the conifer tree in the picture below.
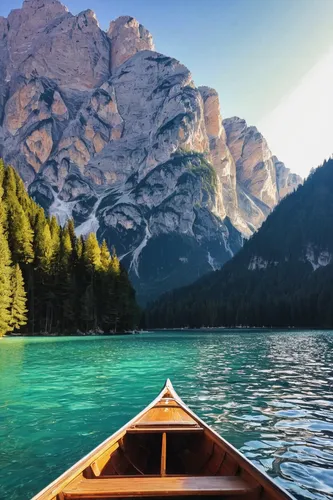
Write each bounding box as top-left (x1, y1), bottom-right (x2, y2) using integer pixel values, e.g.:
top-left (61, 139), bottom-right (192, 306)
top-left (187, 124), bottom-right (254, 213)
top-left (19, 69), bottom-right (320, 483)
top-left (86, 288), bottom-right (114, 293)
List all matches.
top-left (0, 164), bottom-right (13, 336)
top-left (84, 233), bottom-right (101, 269)
top-left (100, 239), bottom-right (111, 270)
top-left (67, 219), bottom-right (76, 248)
top-left (110, 248), bottom-right (120, 275)
top-left (33, 208), bottom-right (53, 271)
top-left (76, 235), bottom-right (84, 260)
top-left (15, 168), bottom-right (33, 214)
top-left (0, 214), bottom-right (12, 336)
top-left (3, 165), bottom-right (17, 199)
top-left (60, 225), bottom-right (73, 268)
top-left (10, 264), bottom-right (28, 330)
top-left (6, 197), bottom-right (34, 263)
top-left (49, 216), bottom-right (61, 267)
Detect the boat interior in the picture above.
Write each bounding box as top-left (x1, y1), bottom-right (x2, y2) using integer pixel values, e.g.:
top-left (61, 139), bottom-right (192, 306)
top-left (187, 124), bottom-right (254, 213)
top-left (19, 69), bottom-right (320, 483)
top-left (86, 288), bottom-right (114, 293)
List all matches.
top-left (59, 391), bottom-right (272, 500)
top-left (34, 382), bottom-right (292, 500)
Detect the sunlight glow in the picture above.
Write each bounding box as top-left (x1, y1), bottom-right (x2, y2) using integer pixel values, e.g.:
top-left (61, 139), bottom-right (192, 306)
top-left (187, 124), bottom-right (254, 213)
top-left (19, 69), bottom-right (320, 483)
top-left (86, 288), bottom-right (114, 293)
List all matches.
top-left (259, 46), bottom-right (333, 178)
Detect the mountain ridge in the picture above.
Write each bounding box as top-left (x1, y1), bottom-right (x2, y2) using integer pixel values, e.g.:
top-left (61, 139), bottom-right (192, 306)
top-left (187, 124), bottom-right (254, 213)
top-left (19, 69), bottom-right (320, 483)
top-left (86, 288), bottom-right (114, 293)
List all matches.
top-left (0, 0), bottom-right (302, 302)
top-left (146, 159), bottom-right (333, 328)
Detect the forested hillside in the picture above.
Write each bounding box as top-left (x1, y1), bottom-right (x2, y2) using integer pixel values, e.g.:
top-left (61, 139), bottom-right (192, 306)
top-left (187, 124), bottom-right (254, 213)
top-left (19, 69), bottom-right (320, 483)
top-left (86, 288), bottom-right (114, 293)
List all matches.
top-left (146, 159), bottom-right (333, 329)
top-left (0, 160), bottom-right (139, 336)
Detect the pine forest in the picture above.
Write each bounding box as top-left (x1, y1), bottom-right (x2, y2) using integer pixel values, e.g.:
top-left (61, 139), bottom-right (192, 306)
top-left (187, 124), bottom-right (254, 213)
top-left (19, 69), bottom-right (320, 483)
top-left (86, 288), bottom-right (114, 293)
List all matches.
top-left (0, 160), bottom-right (139, 337)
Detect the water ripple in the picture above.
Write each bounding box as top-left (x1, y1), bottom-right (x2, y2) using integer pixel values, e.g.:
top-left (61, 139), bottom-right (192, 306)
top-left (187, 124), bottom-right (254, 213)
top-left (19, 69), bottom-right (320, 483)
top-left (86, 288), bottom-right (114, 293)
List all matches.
top-left (0, 330), bottom-right (332, 499)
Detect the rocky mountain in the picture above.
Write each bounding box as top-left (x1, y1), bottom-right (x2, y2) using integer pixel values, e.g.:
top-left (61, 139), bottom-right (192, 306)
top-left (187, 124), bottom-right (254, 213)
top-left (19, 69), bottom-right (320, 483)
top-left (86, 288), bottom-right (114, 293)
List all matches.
top-left (147, 159), bottom-right (333, 328)
top-left (0, 0), bottom-right (301, 303)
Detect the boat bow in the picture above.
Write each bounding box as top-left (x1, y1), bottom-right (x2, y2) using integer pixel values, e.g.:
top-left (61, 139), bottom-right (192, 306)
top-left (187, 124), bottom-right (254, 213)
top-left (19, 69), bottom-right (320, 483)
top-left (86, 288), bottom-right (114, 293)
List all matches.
top-left (32, 379), bottom-right (295, 500)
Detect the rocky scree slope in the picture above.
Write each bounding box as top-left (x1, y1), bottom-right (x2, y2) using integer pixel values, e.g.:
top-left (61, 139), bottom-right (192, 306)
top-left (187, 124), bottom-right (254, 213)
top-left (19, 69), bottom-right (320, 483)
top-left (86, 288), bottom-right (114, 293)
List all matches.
top-left (0, 0), bottom-right (301, 303)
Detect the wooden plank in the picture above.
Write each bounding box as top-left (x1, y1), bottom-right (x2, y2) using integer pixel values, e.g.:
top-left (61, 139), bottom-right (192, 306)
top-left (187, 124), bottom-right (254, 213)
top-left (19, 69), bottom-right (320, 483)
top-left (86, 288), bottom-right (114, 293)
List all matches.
top-left (219, 453), bottom-right (239, 476)
top-left (63, 476), bottom-right (255, 498)
top-left (154, 405), bottom-right (181, 409)
top-left (127, 427), bottom-right (204, 434)
top-left (133, 421), bottom-right (200, 427)
top-left (161, 433), bottom-right (167, 476)
top-left (135, 407), bottom-right (198, 426)
top-left (90, 442), bottom-right (120, 477)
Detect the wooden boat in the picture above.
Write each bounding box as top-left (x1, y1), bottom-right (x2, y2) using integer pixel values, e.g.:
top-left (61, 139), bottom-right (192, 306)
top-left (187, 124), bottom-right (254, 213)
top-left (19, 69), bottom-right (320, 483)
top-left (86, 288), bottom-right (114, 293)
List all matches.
top-left (33, 379), bottom-right (294, 500)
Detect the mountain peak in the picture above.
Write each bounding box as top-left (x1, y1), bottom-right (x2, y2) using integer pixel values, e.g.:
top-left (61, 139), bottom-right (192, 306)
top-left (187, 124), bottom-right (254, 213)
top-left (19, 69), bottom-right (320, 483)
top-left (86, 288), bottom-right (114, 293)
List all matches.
top-left (199, 86), bottom-right (222, 137)
top-left (107, 15), bottom-right (155, 71)
top-left (21, 0), bottom-right (68, 14)
top-left (77, 9), bottom-right (99, 27)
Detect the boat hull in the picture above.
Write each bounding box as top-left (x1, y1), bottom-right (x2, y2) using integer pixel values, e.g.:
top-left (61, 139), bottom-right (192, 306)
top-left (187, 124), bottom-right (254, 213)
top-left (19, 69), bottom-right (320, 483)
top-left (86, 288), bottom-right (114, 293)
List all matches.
top-left (32, 380), bottom-right (295, 500)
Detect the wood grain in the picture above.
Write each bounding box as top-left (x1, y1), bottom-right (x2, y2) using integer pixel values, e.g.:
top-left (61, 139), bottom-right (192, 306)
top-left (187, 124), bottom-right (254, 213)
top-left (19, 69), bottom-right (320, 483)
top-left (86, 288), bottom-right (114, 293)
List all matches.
top-left (63, 476), bottom-right (255, 498)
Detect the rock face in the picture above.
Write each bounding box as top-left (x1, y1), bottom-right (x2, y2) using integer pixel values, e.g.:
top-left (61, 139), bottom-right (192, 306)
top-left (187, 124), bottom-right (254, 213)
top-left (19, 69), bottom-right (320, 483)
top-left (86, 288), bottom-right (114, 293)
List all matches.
top-left (223, 117), bottom-right (301, 232)
top-left (0, 0), bottom-right (302, 303)
top-left (199, 88), bottom-right (250, 236)
top-left (108, 16), bottom-right (155, 71)
top-left (274, 157), bottom-right (302, 199)
top-left (2, 0), bottom-right (109, 91)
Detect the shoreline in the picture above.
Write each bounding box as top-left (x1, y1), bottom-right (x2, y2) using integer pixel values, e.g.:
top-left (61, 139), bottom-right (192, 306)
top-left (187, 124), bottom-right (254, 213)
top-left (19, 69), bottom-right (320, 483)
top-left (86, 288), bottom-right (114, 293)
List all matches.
top-left (5, 331), bottom-right (142, 338)
top-left (4, 326), bottom-right (333, 338)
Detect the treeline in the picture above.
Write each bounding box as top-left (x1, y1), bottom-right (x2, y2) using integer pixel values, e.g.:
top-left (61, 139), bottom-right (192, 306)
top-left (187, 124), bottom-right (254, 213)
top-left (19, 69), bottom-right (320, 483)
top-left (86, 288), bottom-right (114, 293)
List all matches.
top-left (0, 160), bottom-right (139, 336)
top-left (146, 159), bottom-right (333, 329)
top-left (146, 261), bottom-right (333, 329)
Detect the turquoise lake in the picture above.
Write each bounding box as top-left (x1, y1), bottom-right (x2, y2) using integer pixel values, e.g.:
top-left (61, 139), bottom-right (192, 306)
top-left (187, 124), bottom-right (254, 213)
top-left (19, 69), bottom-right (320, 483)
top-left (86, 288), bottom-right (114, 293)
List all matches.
top-left (0, 330), bottom-right (333, 500)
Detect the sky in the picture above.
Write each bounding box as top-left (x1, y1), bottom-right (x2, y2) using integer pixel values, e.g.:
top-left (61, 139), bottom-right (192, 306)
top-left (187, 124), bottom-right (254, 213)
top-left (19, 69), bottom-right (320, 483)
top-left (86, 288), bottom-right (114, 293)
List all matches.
top-left (1, 0), bottom-right (333, 177)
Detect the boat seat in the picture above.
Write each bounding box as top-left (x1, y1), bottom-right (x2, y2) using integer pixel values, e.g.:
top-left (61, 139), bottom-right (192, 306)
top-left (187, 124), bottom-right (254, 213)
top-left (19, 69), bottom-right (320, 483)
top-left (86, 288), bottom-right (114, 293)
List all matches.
top-left (63, 475), bottom-right (257, 498)
top-left (127, 426), bottom-right (204, 433)
top-left (127, 421), bottom-right (203, 434)
top-left (132, 421), bottom-right (200, 427)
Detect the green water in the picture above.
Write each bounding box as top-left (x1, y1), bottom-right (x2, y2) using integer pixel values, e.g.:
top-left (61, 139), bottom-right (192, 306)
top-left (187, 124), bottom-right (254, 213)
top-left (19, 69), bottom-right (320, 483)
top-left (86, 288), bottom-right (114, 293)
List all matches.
top-left (0, 330), bottom-right (332, 500)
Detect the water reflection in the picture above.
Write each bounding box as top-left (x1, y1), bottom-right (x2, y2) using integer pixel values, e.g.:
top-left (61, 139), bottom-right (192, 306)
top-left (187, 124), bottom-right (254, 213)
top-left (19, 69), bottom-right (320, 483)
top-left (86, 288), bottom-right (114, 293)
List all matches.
top-left (0, 331), bottom-right (332, 499)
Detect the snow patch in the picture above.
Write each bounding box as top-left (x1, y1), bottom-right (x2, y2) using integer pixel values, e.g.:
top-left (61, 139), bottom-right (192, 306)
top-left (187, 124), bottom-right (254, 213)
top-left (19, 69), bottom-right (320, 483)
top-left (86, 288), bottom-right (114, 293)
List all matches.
top-left (75, 196), bottom-right (103, 237)
top-left (75, 213), bottom-right (100, 237)
top-left (306, 245), bottom-right (331, 271)
top-left (222, 231), bottom-right (234, 258)
top-left (118, 250), bottom-right (132, 262)
top-left (49, 190), bottom-right (76, 226)
top-left (248, 256), bottom-right (268, 271)
top-left (207, 252), bottom-right (218, 271)
top-left (129, 225), bottom-right (151, 277)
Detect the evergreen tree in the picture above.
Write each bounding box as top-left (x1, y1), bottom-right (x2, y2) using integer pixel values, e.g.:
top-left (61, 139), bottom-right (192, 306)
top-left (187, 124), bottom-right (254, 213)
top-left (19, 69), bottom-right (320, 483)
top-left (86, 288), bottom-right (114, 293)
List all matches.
top-left (60, 225), bottom-right (73, 268)
top-left (100, 239), bottom-right (111, 270)
top-left (67, 219), bottom-right (76, 248)
top-left (76, 235), bottom-right (84, 260)
top-left (6, 197), bottom-right (34, 263)
top-left (84, 233), bottom-right (101, 269)
top-left (33, 208), bottom-right (53, 271)
top-left (0, 223), bottom-right (12, 336)
top-left (49, 216), bottom-right (61, 267)
top-left (0, 162), bottom-right (12, 336)
top-left (110, 248), bottom-right (120, 275)
top-left (10, 264), bottom-right (28, 330)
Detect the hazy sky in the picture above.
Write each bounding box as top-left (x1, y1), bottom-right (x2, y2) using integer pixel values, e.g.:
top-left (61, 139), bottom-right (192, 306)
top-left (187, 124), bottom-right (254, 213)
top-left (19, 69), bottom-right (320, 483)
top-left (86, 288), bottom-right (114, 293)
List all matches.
top-left (1, 0), bottom-right (333, 177)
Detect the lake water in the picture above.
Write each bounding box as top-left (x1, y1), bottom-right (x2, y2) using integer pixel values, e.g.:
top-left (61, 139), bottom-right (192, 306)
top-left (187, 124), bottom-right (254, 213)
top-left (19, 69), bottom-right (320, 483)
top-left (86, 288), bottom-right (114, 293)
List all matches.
top-left (0, 330), bottom-right (332, 500)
